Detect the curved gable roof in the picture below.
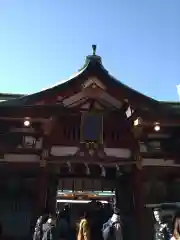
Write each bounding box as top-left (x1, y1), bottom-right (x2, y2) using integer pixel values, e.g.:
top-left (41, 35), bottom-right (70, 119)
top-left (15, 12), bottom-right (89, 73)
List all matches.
top-left (0, 46), bottom-right (160, 110)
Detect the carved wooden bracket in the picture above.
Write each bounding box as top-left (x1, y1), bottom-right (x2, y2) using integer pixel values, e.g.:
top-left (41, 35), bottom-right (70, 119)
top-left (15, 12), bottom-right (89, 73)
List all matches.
top-left (82, 77), bottom-right (106, 90)
top-left (41, 148), bottom-right (49, 159)
top-left (40, 148), bottom-right (49, 168)
top-left (82, 86), bottom-right (105, 99)
top-left (40, 159), bottom-right (47, 168)
top-left (76, 142), bottom-right (106, 159)
top-left (42, 116), bottom-right (57, 136)
top-left (132, 125), bottom-right (144, 139)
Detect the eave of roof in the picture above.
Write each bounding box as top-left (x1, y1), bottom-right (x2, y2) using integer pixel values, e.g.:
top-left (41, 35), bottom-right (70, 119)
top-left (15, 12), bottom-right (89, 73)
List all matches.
top-left (0, 93), bottom-right (25, 98)
top-left (0, 54), bottom-right (91, 107)
top-left (159, 101), bottom-right (180, 115)
top-left (160, 101), bottom-right (180, 105)
top-left (0, 47), bottom-right (173, 111)
top-left (27, 54), bottom-right (159, 107)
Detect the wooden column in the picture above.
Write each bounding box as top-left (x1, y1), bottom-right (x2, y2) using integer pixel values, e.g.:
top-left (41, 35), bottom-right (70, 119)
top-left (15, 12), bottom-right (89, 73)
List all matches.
top-left (36, 169), bottom-right (58, 215)
top-left (115, 173), bottom-right (135, 240)
top-left (133, 166), bottom-right (144, 240)
top-left (41, 116), bottom-right (57, 215)
top-left (46, 175), bottom-right (58, 214)
top-left (131, 123), bottom-right (144, 240)
top-left (36, 168), bottom-right (48, 215)
top-left (115, 173), bottom-right (134, 215)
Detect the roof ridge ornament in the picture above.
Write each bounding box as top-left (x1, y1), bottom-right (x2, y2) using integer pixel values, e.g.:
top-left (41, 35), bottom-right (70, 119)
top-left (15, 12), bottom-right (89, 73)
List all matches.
top-left (78, 44), bottom-right (102, 72)
top-left (92, 44), bottom-right (97, 55)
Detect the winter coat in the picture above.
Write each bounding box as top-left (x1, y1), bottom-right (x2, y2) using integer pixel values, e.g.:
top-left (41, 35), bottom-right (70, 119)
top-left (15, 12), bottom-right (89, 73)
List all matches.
top-left (77, 219), bottom-right (90, 240)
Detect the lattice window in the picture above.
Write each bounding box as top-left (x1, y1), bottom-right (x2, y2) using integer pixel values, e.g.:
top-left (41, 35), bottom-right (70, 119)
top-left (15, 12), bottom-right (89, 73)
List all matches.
top-left (147, 141), bottom-right (161, 152)
top-left (23, 136), bottom-right (36, 148)
top-left (111, 130), bottom-right (120, 142)
top-left (63, 126), bottom-right (80, 141)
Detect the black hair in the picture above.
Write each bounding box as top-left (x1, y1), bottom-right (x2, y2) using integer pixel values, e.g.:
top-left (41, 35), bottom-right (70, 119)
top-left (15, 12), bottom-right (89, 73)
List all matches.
top-left (41, 207), bottom-right (49, 216)
top-left (154, 208), bottom-right (161, 213)
top-left (57, 209), bottom-right (66, 219)
top-left (172, 211), bottom-right (180, 238)
top-left (175, 209), bottom-right (180, 218)
top-left (114, 207), bottom-right (121, 216)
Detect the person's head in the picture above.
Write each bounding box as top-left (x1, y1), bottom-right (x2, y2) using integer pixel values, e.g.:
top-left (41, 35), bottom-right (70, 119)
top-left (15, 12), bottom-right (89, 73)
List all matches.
top-left (174, 222), bottom-right (180, 238)
top-left (172, 211), bottom-right (180, 238)
top-left (175, 210), bottom-right (180, 219)
top-left (113, 207), bottom-right (121, 216)
top-left (57, 209), bottom-right (66, 219)
top-left (81, 205), bottom-right (91, 220)
top-left (64, 204), bottom-right (70, 211)
top-left (40, 207), bottom-right (49, 216)
top-left (154, 208), bottom-right (162, 223)
top-left (47, 214), bottom-right (56, 226)
top-left (96, 201), bottom-right (103, 208)
top-left (83, 209), bottom-right (90, 219)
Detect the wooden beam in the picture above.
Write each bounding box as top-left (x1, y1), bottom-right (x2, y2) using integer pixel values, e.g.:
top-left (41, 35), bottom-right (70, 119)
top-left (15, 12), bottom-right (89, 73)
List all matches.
top-left (132, 109), bottom-right (180, 126)
top-left (0, 117), bottom-right (47, 122)
top-left (1, 104), bottom-right (180, 127)
top-left (0, 105), bottom-right (123, 118)
top-left (48, 155), bottom-right (136, 166)
top-left (0, 105), bottom-right (66, 118)
top-left (141, 152), bottom-right (167, 159)
top-left (133, 167), bottom-right (145, 240)
top-left (0, 162), bottom-right (39, 172)
top-left (142, 166), bottom-right (180, 180)
top-left (0, 148), bottom-right (41, 155)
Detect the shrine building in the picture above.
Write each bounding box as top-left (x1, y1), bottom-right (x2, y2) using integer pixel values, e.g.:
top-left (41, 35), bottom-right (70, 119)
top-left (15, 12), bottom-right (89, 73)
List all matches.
top-left (0, 45), bottom-right (180, 239)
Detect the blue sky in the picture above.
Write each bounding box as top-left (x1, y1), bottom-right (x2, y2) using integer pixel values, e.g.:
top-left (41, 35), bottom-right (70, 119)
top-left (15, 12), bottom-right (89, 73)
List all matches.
top-left (0, 0), bottom-right (179, 101)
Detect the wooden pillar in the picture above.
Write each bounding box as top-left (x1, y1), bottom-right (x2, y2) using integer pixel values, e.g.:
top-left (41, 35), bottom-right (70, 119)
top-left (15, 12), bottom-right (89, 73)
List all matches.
top-left (115, 173), bottom-right (135, 240)
top-left (41, 116), bottom-right (57, 214)
top-left (36, 168), bottom-right (48, 215)
top-left (36, 171), bottom-right (58, 215)
top-left (115, 173), bottom-right (134, 215)
top-left (46, 175), bottom-right (58, 214)
top-left (133, 166), bottom-right (144, 240)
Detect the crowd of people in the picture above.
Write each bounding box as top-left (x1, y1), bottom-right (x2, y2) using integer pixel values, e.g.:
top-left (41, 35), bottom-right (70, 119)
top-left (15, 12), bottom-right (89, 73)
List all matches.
top-left (33, 203), bottom-right (180, 240)
top-left (33, 201), bottom-right (123, 240)
top-left (154, 208), bottom-right (180, 240)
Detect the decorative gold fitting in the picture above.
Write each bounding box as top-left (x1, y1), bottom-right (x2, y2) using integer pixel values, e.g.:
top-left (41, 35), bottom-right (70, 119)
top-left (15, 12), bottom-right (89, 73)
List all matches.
top-left (40, 159), bottom-right (47, 168)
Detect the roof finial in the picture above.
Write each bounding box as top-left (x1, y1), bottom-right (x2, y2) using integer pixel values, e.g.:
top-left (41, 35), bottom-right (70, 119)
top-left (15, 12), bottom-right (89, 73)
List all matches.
top-left (92, 44), bottom-right (97, 55)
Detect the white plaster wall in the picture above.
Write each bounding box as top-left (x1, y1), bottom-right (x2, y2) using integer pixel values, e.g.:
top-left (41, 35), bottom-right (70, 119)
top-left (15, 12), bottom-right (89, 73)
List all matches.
top-left (51, 146), bottom-right (131, 158)
top-left (51, 146), bottom-right (78, 156)
top-left (104, 148), bottom-right (131, 158)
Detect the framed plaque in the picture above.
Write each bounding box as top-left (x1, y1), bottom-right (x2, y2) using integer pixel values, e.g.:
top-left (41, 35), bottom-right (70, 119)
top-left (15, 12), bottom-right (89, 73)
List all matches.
top-left (81, 113), bottom-right (103, 143)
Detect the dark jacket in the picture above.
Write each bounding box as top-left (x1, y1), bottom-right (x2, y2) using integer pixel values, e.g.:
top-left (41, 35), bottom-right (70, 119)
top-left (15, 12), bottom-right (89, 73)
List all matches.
top-left (55, 218), bottom-right (69, 240)
top-left (33, 215), bottom-right (49, 240)
top-left (42, 218), bottom-right (69, 240)
top-left (42, 222), bottom-right (56, 240)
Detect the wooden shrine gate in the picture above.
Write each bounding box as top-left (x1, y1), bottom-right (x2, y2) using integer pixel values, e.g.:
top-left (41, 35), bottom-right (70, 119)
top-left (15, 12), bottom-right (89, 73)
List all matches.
top-left (38, 165), bottom-right (142, 240)
top-left (0, 46), bottom-right (174, 239)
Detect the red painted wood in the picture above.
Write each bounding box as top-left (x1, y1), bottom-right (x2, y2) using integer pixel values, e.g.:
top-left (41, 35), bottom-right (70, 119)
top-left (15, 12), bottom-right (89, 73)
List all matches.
top-left (36, 168), bottom-right (48, 214)
top-left (133, 167), bottom-right (145, 240)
